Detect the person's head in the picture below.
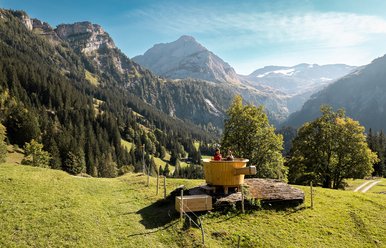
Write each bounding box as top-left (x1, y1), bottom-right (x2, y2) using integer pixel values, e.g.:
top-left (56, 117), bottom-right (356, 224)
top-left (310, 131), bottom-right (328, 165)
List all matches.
top-left (215, 148), bottom-right (220, 154)
top-left (227, 149), bottom-right (232, 154)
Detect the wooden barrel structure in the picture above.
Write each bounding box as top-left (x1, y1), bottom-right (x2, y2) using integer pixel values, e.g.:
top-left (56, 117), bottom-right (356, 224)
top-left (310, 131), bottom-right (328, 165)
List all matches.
top-left (202, 158), bottom-right (249, 193)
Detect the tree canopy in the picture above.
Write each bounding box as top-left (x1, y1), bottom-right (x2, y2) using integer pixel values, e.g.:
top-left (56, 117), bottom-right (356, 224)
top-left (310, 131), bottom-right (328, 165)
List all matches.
top-left (288, 106), bottom-right (378, 189)
top-left (221, 95), bottom-right (287, 179)
top-left (22, 139), bottom-right (51, 168)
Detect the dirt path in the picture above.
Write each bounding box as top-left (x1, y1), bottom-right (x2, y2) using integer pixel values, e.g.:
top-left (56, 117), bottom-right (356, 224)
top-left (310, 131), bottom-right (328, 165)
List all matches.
top-left (361, 181), bottom-right (381, 193)
top-left (353, 180), bottom-right (381, 193)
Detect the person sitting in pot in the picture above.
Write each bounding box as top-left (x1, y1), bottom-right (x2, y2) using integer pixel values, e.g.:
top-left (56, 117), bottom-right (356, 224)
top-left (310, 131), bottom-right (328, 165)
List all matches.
top-left (213, 148), bottom-right (222, 161)
top-left (226, 149), bottom-right (234, 161)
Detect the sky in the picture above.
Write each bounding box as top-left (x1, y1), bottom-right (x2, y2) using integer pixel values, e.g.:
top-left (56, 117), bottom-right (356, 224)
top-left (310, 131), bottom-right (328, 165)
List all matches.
top-left (2, 0), bottom-right (386, 74)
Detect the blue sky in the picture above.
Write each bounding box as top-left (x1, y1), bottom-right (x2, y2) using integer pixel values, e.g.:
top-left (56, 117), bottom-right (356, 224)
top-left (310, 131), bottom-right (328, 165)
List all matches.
top-left (2, 0), bottom-right (386, 74)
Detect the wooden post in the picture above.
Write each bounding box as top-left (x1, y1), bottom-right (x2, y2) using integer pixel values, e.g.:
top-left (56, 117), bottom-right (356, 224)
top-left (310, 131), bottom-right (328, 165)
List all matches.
top-left (200, 217), bottom-right (205, 246)
top-left (163, 176), bottom-right (166, 199)
top-left (310, 181), bottom-right (314, 209)
top-left (180, 190), bottom-right (184, 222)
top-left (237, 235), bottom-right (241, 248)
top-left (241, 185), bottom-right (245, 214)
top-left (142, 144), bottom-right (145, 174)
top-left (156, 173), bottom-right (159, 195)
top-left (147, 172), bottom-right (150, 187)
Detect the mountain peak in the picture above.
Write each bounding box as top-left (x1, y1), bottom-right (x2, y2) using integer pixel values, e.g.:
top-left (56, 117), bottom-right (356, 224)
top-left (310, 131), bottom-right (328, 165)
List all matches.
top-left (133, 36), bottom-right (240, 84)
top-left (177, 35), bottom-right (196, 42)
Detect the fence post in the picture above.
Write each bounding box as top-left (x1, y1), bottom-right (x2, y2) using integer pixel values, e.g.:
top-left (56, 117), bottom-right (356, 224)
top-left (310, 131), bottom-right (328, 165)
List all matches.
top-left (163, 176), bottom-right (166, 199)
top-left (156, 173), bottom-right (159, 195)
top-left (200, 217), bottom-right (205, 246)
top-left (241, 185), bottom-right (245, 214)
top-left (147, 169), bottom-right (150, 187)
top-left (310, 181), bottom-right (314, 209)
top-left (180, 190), bottom-right (184, 222)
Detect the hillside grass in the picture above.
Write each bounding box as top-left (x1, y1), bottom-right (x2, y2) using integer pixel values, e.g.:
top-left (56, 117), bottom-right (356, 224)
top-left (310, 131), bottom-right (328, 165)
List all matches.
top-left (1, 163), bottom-right (385, 247)
top-left (5, 145), bottom-right (24, 164)
top-left (119, 140), bottom-right (185, 172)
top-left (85, 70), bottom-right (99, 86)
top-left (120, 139), bottom-right (133, 152)
top-left (367, 178), bottom-right (386, 194)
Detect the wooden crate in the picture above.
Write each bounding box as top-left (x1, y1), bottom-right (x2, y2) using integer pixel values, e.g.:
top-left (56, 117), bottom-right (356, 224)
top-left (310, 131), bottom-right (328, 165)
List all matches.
top-left (175, 195), bottom-right (212, 213)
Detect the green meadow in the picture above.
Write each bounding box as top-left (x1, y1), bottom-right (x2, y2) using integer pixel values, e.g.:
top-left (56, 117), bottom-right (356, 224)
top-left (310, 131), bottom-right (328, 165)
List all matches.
top-left (0, 162), bottom-right (385, 247)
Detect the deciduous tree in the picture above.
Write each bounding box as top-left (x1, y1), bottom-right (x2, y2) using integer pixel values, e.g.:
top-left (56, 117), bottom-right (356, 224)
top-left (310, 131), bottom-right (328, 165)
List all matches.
top-left (288, 106), bottom-right (378, 189)
top-left (221, 95), bottom-right (287, 179)
top-left (22, 139), bottom-right (51, 168)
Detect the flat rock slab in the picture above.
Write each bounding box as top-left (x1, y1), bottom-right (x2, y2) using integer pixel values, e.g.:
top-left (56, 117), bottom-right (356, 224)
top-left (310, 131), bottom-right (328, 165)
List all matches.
top-left (189, 179), bottom-right (304, 205)
top-left (244, 178), bottom-right (304, 202)
top-left (188, 178), bottom-right (304, 205)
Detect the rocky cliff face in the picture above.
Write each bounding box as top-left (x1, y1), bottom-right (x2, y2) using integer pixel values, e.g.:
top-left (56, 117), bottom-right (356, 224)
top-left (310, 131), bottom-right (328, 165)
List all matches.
top-left (54, 21), bottom-right (144, 77)
top-left (31, 19), bottom-right (61, 43)
top-left (55, 22), bottom-right (115, 54)
top-left (133, 35), bottom-right (241, 84)
top-left (20, 13), bottom-right (33, 31)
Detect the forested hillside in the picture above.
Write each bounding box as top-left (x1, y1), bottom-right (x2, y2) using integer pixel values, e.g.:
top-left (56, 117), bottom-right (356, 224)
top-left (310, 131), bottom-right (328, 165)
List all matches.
top-left (0, 9), bottom-right (212, 177)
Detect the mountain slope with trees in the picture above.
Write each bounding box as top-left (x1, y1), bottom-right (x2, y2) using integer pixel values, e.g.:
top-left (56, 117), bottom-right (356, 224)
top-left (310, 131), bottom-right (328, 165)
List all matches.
top-left (133, 35), bottom-right (290, 124)
top-left (0, 9), bottom-right (212, 177)
top-left (285, 54), bottom-right (386, 132)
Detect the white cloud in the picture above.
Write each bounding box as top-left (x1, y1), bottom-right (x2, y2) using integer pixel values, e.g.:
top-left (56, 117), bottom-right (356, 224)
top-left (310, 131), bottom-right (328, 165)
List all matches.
top-left (126, 4), bottom-right (386, 74)
top-left (129, 6), bottom-right (386, 49)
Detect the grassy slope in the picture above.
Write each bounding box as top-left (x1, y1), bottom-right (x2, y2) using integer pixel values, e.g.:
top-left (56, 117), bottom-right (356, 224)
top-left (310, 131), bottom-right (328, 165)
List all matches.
top-left (1, 163), bottom-right (385, 247)
top-left (0, 163), bottom-right (200, 247)
top-left (367, 178), bottom-right (386, 194)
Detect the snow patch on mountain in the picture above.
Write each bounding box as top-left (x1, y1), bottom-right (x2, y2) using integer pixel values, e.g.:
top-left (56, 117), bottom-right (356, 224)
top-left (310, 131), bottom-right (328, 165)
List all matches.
top-left (204, 98), bottom-right (220, 115)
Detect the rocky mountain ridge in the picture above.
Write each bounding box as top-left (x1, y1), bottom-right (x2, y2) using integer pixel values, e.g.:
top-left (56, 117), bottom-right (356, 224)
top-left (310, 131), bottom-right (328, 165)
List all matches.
top-left (243, 63), bottom-right (356, 95)
top-left (240, 63), bottom-right (356, 113)
top-left (133, 35), bottom-right (241, 84)
top-left (133, 35), bottom-right (291, 123)
top-left (285, 54), bottom-right (386, 131)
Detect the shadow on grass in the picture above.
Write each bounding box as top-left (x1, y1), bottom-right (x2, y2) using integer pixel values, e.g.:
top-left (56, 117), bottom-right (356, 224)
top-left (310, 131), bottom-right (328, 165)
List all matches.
top-left (136, 195), bottom-right (179, 229)
top-left (260, 200), bottom-right (304, 212)
top-left (136, 191), bottom-right (305, 230)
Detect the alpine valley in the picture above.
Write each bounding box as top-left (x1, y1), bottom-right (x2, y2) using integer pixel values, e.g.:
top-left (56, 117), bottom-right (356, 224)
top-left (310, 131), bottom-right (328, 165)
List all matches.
top-left (2, 8), bottom-right (386, 178)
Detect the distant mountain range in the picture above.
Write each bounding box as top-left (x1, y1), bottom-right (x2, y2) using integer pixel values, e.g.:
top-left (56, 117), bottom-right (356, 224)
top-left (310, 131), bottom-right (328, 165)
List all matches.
top-left (11, 8), bottom-right (386, 133)
top-left (243, 63), bottom-right (356, 95)
top-left (134, 36), bottom-right (356, 117)
top-left (133, 35), bottom-right (290, 124)
top-left (285, 54), bottom-right (386, 131)
top-left (241, 64), bottom-right (357, 113)
top-left (20, 14), bottom-right (287, 130)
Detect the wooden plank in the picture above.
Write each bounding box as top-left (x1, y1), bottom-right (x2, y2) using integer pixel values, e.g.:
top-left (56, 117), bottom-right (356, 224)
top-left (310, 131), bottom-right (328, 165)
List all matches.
top-left (175, 195), bottom-right (212, 212)
top-left (234, 166), bottom-right (257, 176)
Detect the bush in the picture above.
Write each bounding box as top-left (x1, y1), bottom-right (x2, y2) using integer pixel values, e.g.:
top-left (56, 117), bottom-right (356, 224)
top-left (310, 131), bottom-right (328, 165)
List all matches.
top-left (22, 139), bottom-right (51, 168)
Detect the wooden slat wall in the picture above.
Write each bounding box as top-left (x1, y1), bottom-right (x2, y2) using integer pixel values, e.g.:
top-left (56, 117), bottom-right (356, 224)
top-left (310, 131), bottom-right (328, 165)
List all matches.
top-left (175, 195), bottom-right (212, 212)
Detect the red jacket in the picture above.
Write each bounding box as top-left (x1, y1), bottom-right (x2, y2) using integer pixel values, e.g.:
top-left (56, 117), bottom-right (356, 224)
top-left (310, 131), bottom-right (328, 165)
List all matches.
top-left (213, 154), bottom-right (222, 161)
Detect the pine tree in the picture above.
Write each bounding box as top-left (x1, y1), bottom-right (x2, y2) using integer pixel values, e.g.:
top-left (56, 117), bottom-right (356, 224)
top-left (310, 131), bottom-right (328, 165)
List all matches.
top-left (64, 150), bottom-right (86, 175)
top-left (164, 163), bottom-right (170, 177)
